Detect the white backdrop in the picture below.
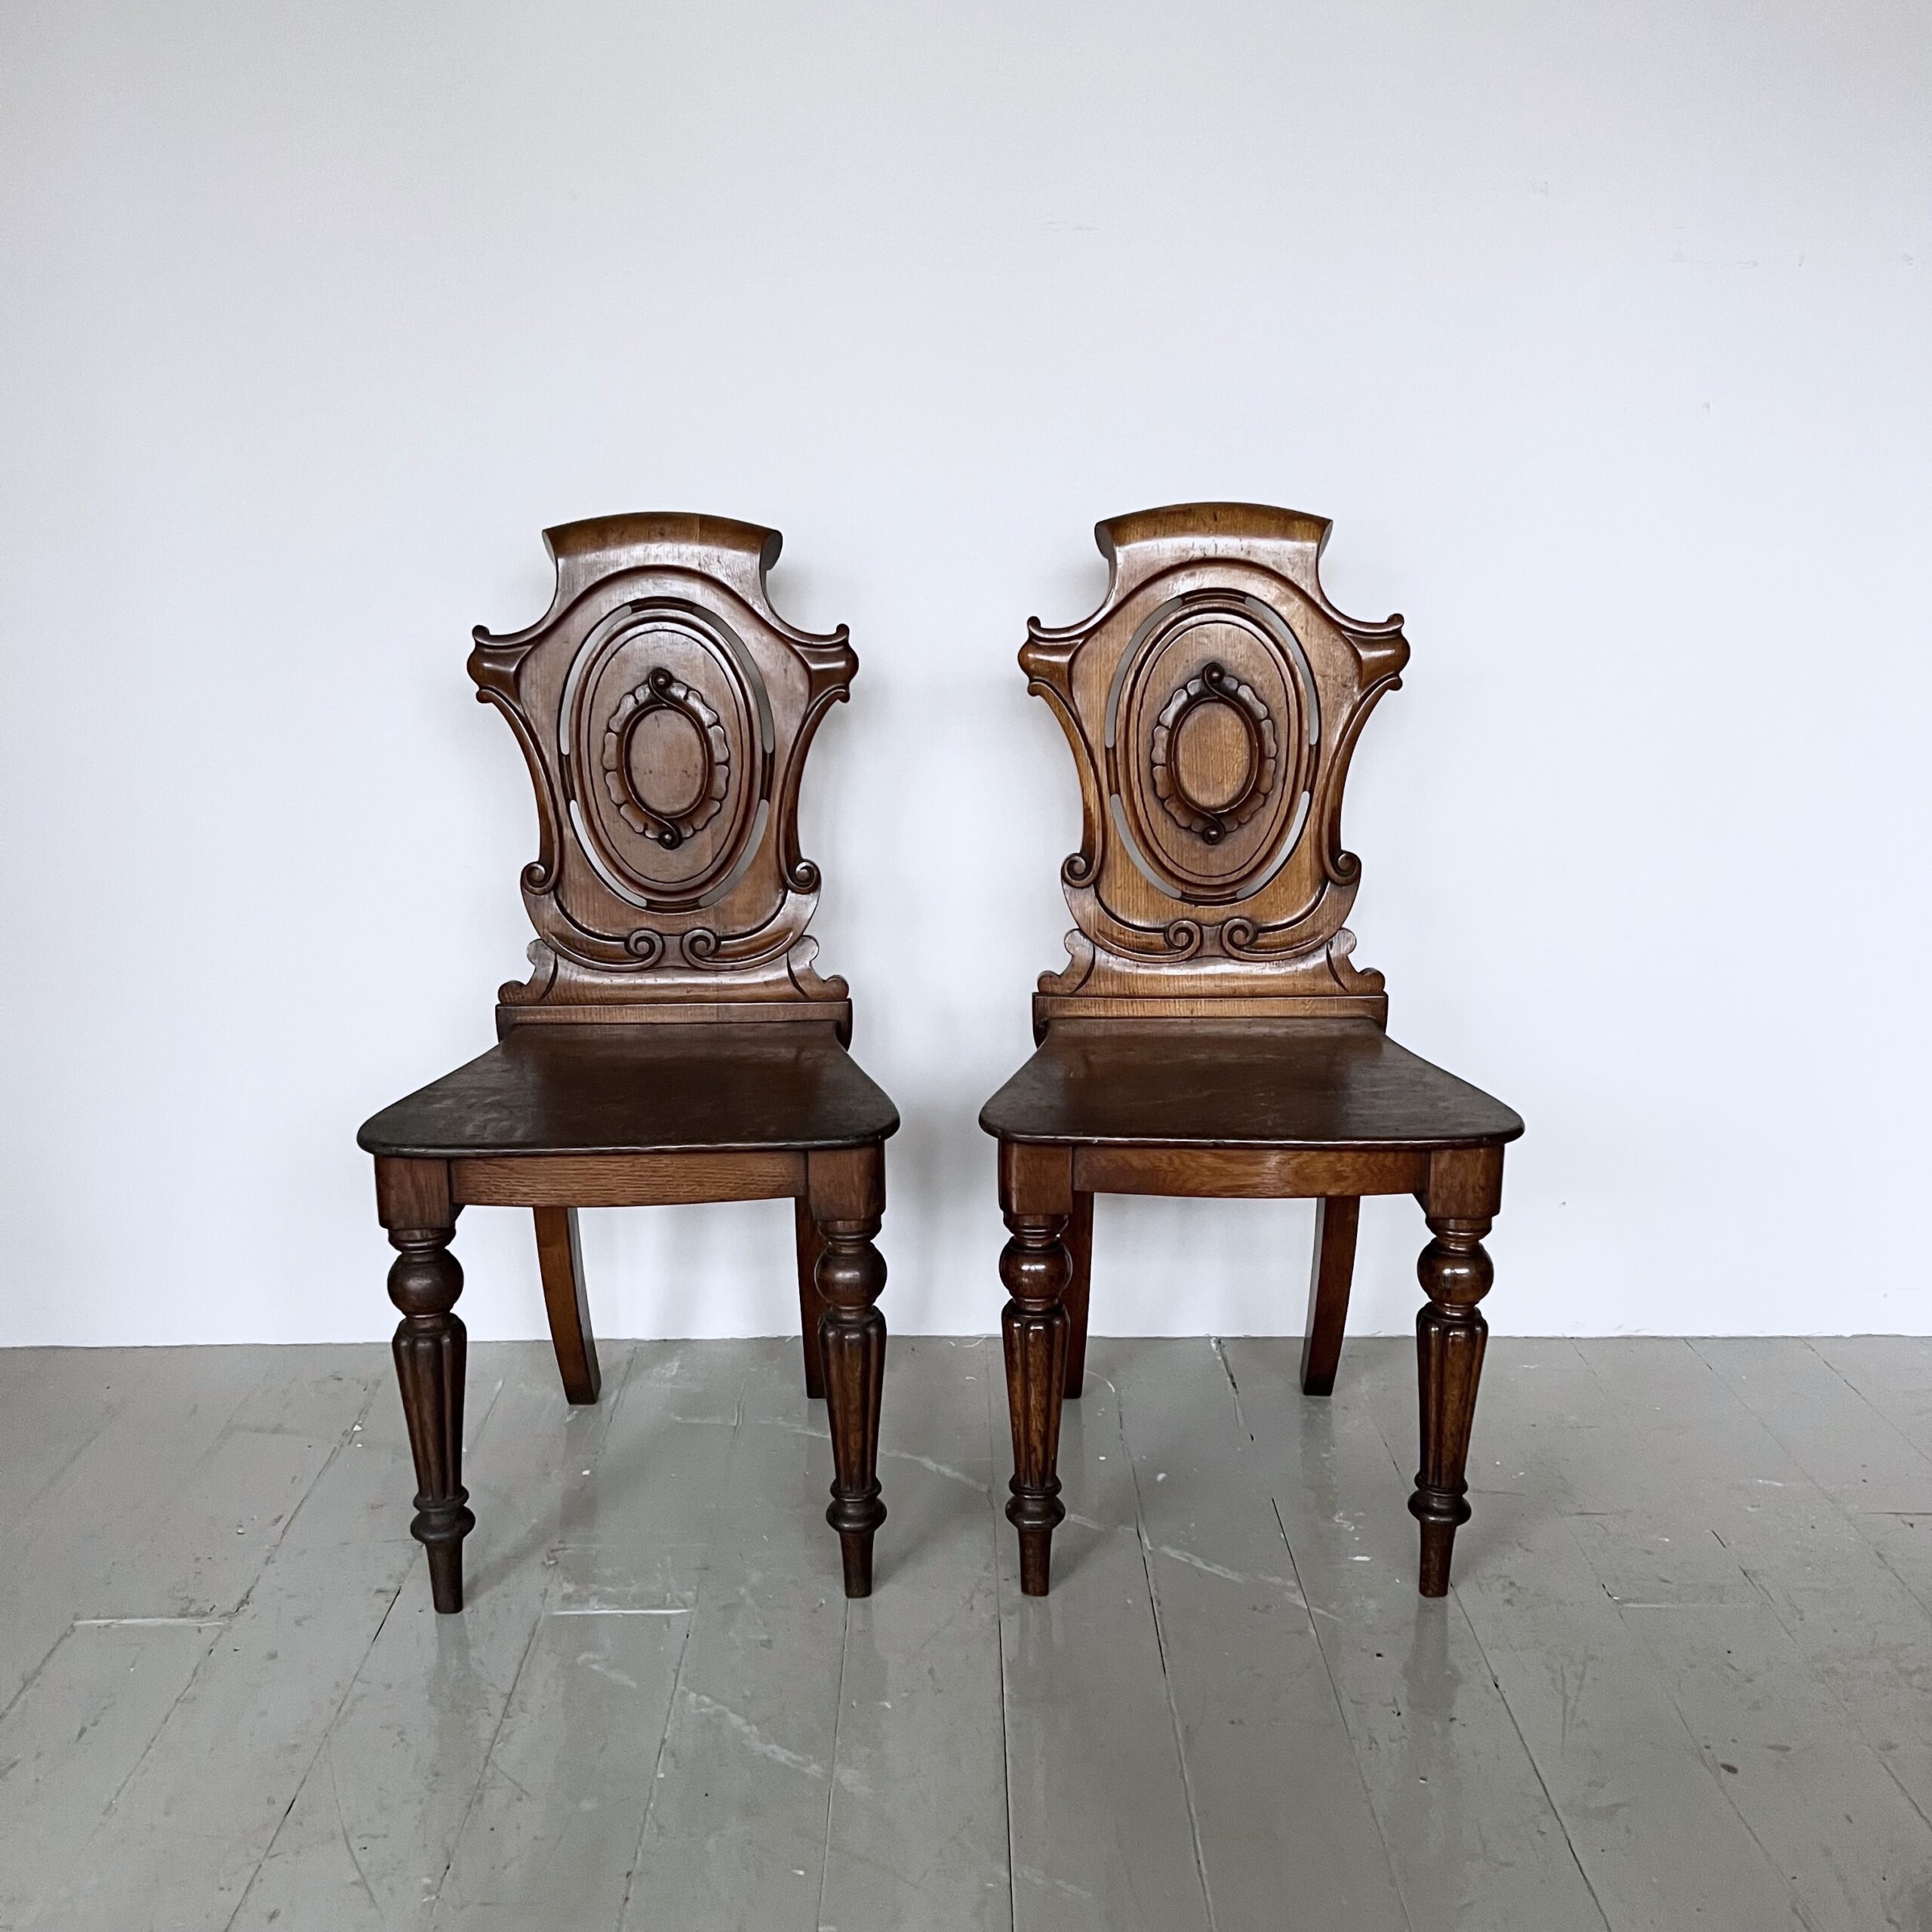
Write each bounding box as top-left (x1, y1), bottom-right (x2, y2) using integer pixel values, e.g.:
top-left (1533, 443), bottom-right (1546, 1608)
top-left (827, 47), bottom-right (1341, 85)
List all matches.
top-left (2, 2), bottom-right (1927, 1346)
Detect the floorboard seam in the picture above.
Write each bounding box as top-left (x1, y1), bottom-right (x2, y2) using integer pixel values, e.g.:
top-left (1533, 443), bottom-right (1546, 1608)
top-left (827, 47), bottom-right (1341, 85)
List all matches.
top-left (60, 1377), bottom-right (395, 1922)
top-left (1112, 1367), bottom-right (1219, 1932)
top-left (425, 1591), bottom-right (547, 1924)
top-left (1264, 1497), bottom-right (1418, 1932)
top-left (235, 1374), bottom-right (386, 1609)
top-left (1799, 1339), bottom-right (1932, 1472)
top-left (986, 1361), bottom-right (1020, 1931)
top-left (1677, 1340), bottom-right (1932, 1849)
top-left (1773, 1342), bottom-right (1932, 1626)
top-left (1677, 1338), bottom-right (1932, 1638)
top-left (615, 1600), bottom-right (696, 1930)
top-left (325, 1715), bottom-right (383, 1917)
top-left (0, 1366), bottom-right (361, 1738)
top-left (613, 1341), bottom-right (742, 1932)
top-left (0, 1387), bottom-right (125, 1547)
top-left (98, 1620), bottom-right (230, 1827)
top-left (814, 1601), bottom-right (852, 1932)
top-left (0, 1624), bottom-right (72, 1737)
top-left (1443, 1591), bottom-right (1614, 1932)
top-left (209, 1377), bottom-right (445, 1924)
top-left (1209, 1337), bottom-right (1251, 1441)
top-left (218, 1574), bottom-right (410, 1932)
top-left (377, 1349), bottom-right (626, 1928)
top-left (1592, 1535), bottom-right (1826, 1932)
top-left (1352, 1342), bottom-right (1612, 1932)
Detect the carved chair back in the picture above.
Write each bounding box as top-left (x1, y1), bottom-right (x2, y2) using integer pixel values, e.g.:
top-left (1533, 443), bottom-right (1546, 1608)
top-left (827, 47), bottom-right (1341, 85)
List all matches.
top-left (468, 514), bottom-right (857, 1035)
top-left (1022, 503), bottom-right (1409, 1032)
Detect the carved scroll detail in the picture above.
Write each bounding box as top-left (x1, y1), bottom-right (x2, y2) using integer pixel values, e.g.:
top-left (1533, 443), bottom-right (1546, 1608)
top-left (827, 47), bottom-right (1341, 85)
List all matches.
top-left (1020, 504), bottom-right (1410, 1026)
top-left (467, 513), bottom-right (857, 1025)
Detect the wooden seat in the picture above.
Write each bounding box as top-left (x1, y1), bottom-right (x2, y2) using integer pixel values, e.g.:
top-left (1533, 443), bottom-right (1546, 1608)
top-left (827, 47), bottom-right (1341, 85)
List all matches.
top-left (980, 503), bottom-right (1523, 1600)
top-left (361, 1022), bottom-right (898, 1159)
top-left (359, 514), bottom-right (897, 1614)
top-left (981, 1018), bottom-right (1521, 1149)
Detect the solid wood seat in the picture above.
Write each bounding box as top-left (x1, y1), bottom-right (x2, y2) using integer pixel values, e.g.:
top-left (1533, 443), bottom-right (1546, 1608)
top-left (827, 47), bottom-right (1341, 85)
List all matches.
top-left (980, 1019), bottom-right (1521, 1150)
top-left (360, 514), bottom-right (896, 1615)
top-left (980, 503), bottom-right (1523, 1604)
top-left (361, 1023), bottom-right (898, 1159)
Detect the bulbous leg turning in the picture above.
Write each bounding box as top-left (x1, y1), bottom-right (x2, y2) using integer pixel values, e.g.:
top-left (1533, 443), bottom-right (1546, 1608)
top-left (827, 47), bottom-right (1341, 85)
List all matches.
top-left (1410, 1214), bottom-right (1494, 1598)
top-left (816, 1213), bottom-right (888, 1598)
top-left (1001, 1211), bottom-right (1072, 1595)
top-left (387, 1224), bottom-right (473, 1614)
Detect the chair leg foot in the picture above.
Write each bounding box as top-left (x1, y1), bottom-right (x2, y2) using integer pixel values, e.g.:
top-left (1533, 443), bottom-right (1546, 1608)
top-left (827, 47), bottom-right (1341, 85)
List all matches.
top-left (1001, 1210), bottom-right (1072, 1596)
top-left (1015, 1524), bottom-right (1057, 1598)
top-left (1410, 1213), bottom-right (1493, 1598)
top-left (836, 1528), bottom-right (875, 1598)
top-left (424, 1538), bottom-right (466, 1617)
top-left (388, 1222), bottom-right (475, 1614)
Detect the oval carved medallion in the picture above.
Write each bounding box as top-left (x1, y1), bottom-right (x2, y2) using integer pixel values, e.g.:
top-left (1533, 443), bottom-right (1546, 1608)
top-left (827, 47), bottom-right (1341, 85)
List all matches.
top-left (565, 603), bottom-right (765, 911)
top-left (601, 668), bottom-right (731, 849)
top-left (1149, 662), bottom-right (1278, 843)
top-left (1112, 596), bottom-right (1315, 903)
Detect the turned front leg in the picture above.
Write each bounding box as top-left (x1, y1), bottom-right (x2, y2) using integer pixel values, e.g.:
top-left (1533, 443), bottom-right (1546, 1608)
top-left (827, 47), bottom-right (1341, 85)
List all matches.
top-left (377, 1158), bottom-right (473, 1614)
top-left (1410, 1210), bottom-right (1495, 1597)
top-left (1001, 1208), bottom-right (1072, 1595)
top-left (808, 1146), bottom-right (888, 1598)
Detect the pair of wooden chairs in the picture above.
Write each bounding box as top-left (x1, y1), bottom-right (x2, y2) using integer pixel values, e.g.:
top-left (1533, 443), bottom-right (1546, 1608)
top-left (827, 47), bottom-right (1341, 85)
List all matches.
top-left (358, 505), bottom-right (1521, 1615)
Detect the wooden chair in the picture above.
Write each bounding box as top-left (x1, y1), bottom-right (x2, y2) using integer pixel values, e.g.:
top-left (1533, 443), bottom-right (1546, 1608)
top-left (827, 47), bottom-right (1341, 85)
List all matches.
top-left (358, 514), bottom-right (897, 1613)
top-left (980, 503), bottom-right (1522, 1598)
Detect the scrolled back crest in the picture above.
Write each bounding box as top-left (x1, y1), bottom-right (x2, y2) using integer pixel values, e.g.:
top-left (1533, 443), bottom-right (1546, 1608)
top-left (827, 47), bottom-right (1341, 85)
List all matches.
top-left (468, 513), bottom-right (857, 1033)
top-left (1022, 503), bottom-right (1410, 1029)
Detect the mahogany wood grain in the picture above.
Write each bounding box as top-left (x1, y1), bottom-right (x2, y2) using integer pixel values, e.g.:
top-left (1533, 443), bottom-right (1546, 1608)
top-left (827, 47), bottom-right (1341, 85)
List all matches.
top-left (980, 503), bottom-right (1522, 1599)
top-left (1299, 1196), bottom-right (1359, 1398)
top-left (795, 1198), bottom-right (829, 1401)
top-left (375, 1156), bottom-right (472, 1614)
top-left (363, 1024), bottom-right (894, 1160)
top-left (361, 517), bottom-right (897, 1611)
top-left (1073, 1145), bottom-right (1428, 1199)
top-left (533, 1207), bottom-right (599, 1404)
top-left (1060, 1190), bottom-right (1094, 1400)
top-left (983, 1020), bottom-right (1519, 1149)
top-left (998, 1141), bottom-right (1075, 1594)
top-left (451, 1151), bottom-right (803, 1208)
top-left (808, 1145), bottom-right (888, 1595)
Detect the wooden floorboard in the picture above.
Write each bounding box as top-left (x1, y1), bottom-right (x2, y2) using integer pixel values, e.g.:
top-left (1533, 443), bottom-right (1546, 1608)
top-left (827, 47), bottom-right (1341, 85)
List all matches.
top-left (1226, 1337), bottom-right (1612, 1932)
top-left (1106, 1339), bottom-right (1410, 1931)
top-left (2, 1337), bottom-right (1930, 1930)
top-left (820, 1337), bottom-right (1009, 1932)
top-left (996, 1350), bottom-right (1215, 1932)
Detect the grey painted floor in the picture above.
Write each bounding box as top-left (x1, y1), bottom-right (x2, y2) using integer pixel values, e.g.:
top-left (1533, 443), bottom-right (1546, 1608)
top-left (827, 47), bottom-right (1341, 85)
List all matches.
top-left (2, 1337), bottom-right (1931, 1930)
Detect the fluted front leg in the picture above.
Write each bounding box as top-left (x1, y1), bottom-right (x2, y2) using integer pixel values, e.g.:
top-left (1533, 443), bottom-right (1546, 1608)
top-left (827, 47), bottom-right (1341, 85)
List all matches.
top-left (1001, 1211), bottom-right (1072, 1595)
top-left (808, 1144), bottom-right (888, 1598)
top-left (1410, 1213), bottom-right (1494, 1597)
top-left (817, 1215), bottom-right (888, 1596)
top-left (387, 1220), bottom-right (474, 1614)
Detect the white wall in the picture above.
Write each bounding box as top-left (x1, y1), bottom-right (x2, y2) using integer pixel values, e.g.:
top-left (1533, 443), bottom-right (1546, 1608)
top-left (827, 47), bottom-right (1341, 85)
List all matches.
top-left (2, 2), bottom-right (1927, 1346)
